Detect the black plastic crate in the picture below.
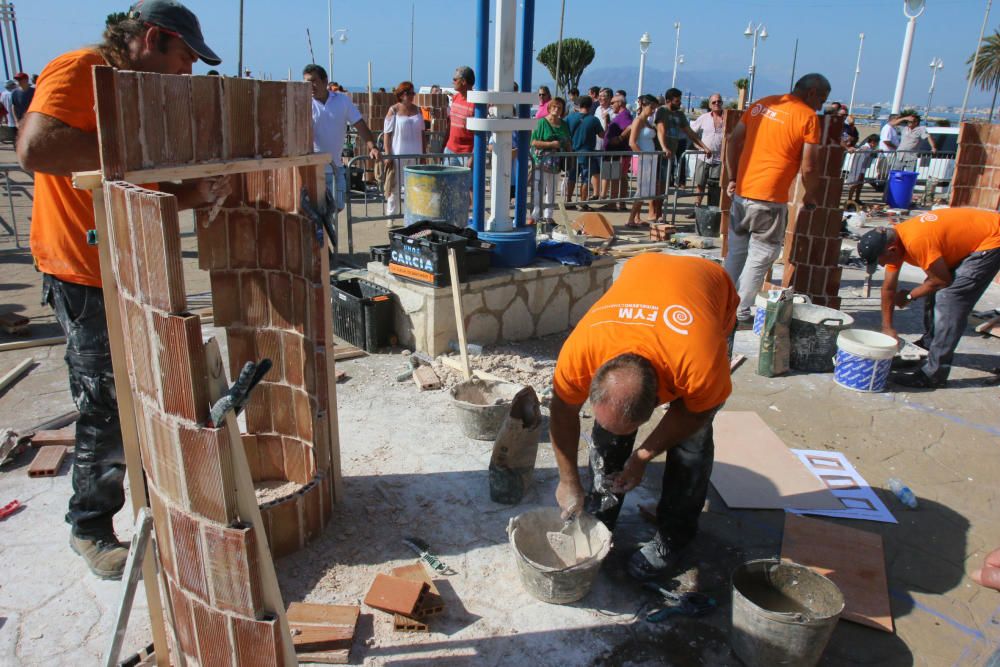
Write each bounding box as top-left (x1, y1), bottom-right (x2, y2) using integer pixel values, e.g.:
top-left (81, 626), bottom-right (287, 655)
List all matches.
top-left (466, 247), bottom-right (491, 274)
top-left (388, 228), bottom-right (468, 287)
top-left (331, 278), bottom-right (394, 351)
top-left (369, 244), bottom-right (390, 265)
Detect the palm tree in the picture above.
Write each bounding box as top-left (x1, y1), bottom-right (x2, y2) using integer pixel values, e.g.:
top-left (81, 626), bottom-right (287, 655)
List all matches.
top-left (734, 78), bottom-right (750, 109)
top-left (967, 29), bottom-right (1000, 121)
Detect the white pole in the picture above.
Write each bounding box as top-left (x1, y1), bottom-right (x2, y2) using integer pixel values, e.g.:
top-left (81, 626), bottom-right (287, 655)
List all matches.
top-left (926, 59), bottom-right (942, 116)
top-left (327, 0), bottom-right (334, 77)
top-left (554, 0), bottom-right (566, 96)
top-left (748, 30), bottom-right (759, 105)
top-left (960, 0), bottom-right (992, 122)
top-left (672, 22), bottom-right (680, 88)
top-left (637, 52), bottom-right (647, 101)
top-left (848, 33), bottom-right (865, 115)
top-left (409, 3), bottom-right (415, 82)
top-left (891, 15), bottom-right (920, 114)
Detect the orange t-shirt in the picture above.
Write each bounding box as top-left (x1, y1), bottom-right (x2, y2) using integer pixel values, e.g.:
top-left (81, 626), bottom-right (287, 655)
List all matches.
top-left (553, 254), bottom-right (738, 413)
top-left (735, 94), bottom-right (821, 204)
top-left (887, 208), bottom-right (1000, 273)
top-left (28, 48), bottom-right (107, 287)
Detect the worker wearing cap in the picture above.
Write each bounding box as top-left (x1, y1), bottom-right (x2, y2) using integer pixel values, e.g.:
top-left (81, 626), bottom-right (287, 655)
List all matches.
top-left (549, 254), bottom-right (738, 580)
top-left (857, 208), bottom-right (1000, 389)
top-left (17, 1), bottom-right (228, 579)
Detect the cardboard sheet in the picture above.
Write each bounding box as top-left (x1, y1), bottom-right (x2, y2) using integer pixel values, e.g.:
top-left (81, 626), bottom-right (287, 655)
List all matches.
top-left (789, 449), bottom-right (897, 524)
top-left (710, 412), bottom-right (842, 510)
top-left (781, 513), bottom-right (894, 633)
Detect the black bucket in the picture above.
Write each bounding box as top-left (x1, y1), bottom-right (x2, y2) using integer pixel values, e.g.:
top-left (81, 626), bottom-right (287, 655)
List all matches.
top-left (694, 205), bottom-right (722, 237)
top-left (789, 303), bottom-right (855, 373)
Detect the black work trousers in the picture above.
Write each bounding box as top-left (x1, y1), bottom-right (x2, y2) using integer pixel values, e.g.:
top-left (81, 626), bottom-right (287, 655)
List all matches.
top-left (585, 416), bottom-right (715, 550)
top-left (43, 274), bottom-right (126, 540)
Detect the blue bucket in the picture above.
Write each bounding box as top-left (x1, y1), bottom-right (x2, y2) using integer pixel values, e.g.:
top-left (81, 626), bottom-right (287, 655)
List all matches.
top-left (752, 292), bottom-right (811, 336)
top-left (833, 330), bottom-right (897, 392)
top-left (885, 170), bottom-right (918, 209)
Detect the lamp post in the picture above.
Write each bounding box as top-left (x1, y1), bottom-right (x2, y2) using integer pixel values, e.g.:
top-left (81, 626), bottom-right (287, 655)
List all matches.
top-left (744, 21), bottom-right (768, 106)
top-left (926, 57), bottom-right (943, 116)
top-left (330, 28), bottom-right (348, 80)
top-left (890, 0), bottom-right (926, 114)
top-left (637, 32), bottom-right (651, 101)
top-left (848, 33), bottom-right (864, 115)
top-left (671, 22), bottom-right (681, 88)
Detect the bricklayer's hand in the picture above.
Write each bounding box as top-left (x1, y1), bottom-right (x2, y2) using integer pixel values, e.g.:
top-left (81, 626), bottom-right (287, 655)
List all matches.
top-left (972, 547), bottom-right (1000, 592)
top-left (555, 479), bottom-right (585, 520)
top-left (611, 452), bottom-right (648, 494)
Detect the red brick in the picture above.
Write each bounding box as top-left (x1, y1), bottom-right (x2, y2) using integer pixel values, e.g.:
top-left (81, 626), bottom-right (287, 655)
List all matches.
top-left (224, 77), bottom-right (257, 159)
top-left (202, 522), bottom-right (263, 617)
top-left (191, 598), bottom-right (233, 667)
top-left (255, 330), bottom-right (284, 382)
top-left (230, 615), bottom-right (282, 667)
top-left (210, 272), bottom-right (242, 327)
top-left (169, 507), bottom-right (208, 600)
top-left (959, 122), bottom-right (985, 147)
top-left (273, 167), bottom-right (297, 212)
top-left (823, 237), bottom-right (844, 266)
top-left (162, 75), bottom-right (194, 164)
top-left (301, 216), bottom-right (322, 283)
top-left (118, 73), bottom-right (143, 171)
top-left (257, 81), bottom-right (287, 159)
top-left (138, 193), bottom-right (186, 313)
top-left (269, 273), bottom-right (293, 330)
top-left (824, 146), bottom-right (845, 177)
top-left (226, 328), bottom-right (256, 374)
top-left (301, 479), bottom-right (323, 542)
top-left (290, 277), bottom-right (308, 335)
top-left (139, 72), bottom-right (167, 167)
top-left (294, 390), bottom-right (313, 441)
top-left (147, 486), bottom-right (175, 580)
top-left (284, 210), bottom-right (303, 274)
top-left (123, 298), bottom-right (157, 400)
top-left (246, 170), bottom-right (274, 209)
top-left (196, 209), bottom-right (229, 271)
top-left (106, 183), bottom-right (137, 296)
top-left (228, 209), bottom-right (259, 269)
top-left (242, 434), bottom-right (262, 482)
top-left (257, 434), bottom-right (285, 480)
top-left (282, 333), bottom-right (304, 388)
top-left (303, 340), bottom-right (316, 396)
top-left (241, 271), bottom-right (270, 328)
top-left (266, 495), bottom-right (301, 559)
top-left (282, 437), bottom-right (308, 484)
top-left (192, 75), bottom-right (224, 162)
top-left (179, 425), bottom-right (236, 523)
top-left (315, 347), bottom-right (329, 409)
top-left (270, 383), bottom-right (296, 436)
top-left (145, 411), bottom-right (186, 505)
top-left (245, 382), bottom-right (273, 433)
top-left (167, 581), bottom-right (197, 659)
top-left (151, 312), bottom-right (210, 423)
top-left (311, 284), bottom-right (328, 345)
top-left (257, 210), bottom-right (284, 270)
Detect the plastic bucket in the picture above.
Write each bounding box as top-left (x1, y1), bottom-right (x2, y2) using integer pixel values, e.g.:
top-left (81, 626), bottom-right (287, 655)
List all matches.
top-left (731, 559), bottom-right (845, 667)
top-left (403, 165), bottom-right (472, 227)
top-left (694, 205), bottom-right (722, 237)
top-left (753, 292), bottom-right (811, 336)
top-left (885, 170), bottom-right (918, 209)
top-left (833, 329), bottom-right (898, 392)
top-left (789, 305), bottom-right (855, 373)
top-left (449, 379), bottom-right (524, 440)
top-left (508, 507), bottom-right (612, 604)
top-left (479, 229), bottom-right (537, 268)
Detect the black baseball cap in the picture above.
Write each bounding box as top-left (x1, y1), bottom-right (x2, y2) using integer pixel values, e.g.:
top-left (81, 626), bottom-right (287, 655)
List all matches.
top-left (129, 1), bottom-right (221, 66)
top-left (857, 228), bottom-right (888, 274)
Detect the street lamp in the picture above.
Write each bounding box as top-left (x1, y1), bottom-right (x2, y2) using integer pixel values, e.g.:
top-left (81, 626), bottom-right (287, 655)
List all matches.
top-left (671, 22), bottom-right (681, 88)
top-left (926, 57), bottom-right (943, 116)
top-left (330, 28), bottom-right (348, 80)
top-left (848, 33), bottom-right (865, 115)
top-left (637, 32), bottom-right (652, 101)
top-left (744, 21), bottom-right (768, 106)
top-left (890, 0), bottom-right (926, 114)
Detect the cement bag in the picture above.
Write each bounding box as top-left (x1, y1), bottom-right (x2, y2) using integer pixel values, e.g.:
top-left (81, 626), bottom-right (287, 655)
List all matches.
top-left (758, 288), bottom-right (794, 378)
top-left (489, 386), bottom-right (542, 504)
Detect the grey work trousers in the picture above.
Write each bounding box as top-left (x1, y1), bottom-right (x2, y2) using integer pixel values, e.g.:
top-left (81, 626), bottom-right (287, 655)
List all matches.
top-left (916, 247), bottom-right (1000, 382)
top-left (723, 195), bottom-right (789, 320)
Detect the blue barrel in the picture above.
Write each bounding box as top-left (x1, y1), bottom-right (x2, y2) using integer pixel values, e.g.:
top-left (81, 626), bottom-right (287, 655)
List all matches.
top-left (885, 170), bottom-right (918, 209)
top-left (833, 330), bottom-right (897, 392)
top-left (403, 165), bottom-right (472, 227)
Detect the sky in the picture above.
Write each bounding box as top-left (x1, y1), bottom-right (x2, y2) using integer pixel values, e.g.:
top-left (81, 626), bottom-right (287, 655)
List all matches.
top-left (11, 0), bottom-right (999, 110)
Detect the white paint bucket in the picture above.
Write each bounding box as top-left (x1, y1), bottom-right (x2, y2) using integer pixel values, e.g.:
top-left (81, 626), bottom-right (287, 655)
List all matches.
top-left (833, 329), bottom-right (898, 392)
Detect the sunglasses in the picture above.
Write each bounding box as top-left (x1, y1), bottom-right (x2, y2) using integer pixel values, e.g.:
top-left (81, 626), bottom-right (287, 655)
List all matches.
top-left (710, 100), bottom-right (722, 104)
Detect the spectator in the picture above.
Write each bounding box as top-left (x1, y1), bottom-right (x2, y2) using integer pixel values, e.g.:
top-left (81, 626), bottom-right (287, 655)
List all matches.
top-left (627, 94), bottom-right (661, 228)
top-left (535, 85), bottom-right (552, 119)
top-left (0, 81), bottom-right (15, 131)
top-left (845, 134), bottom-right (879, 202)
top-left (603, 93), bottom-right (633, 209)
top-left (654, 87), bottom-right (710, 219)
top-left (430, 84), bottom-right (442, 94)
top-left (383, 81), bottom-right (426, 215)
top-left (10, 72), bottom-right (34, 127)
top-left (567, 87), bottom-right (579, 111)
top-left (841, 114), bottom-right (860, 148)
top-left (688, 92), bottom-right (725, 213)
top-left (304, 64), bottom-right (379, 214)
top-left (595, 87), bottom-right (613, 133)
top-left (827, 101), bottom-right (843, 115)
top-left (444, 66), bottom-right (475, 166)
top-left (876, 113), bottom-right (907, 179)
top-left (896, 111), bottom-right (936, 171)
top-left (565, 95), bottom-right (604, 207)
top-left (723, 73), bottom-right (829, 326)
top-left (588, 85), bottom-right (600, 99)
top-left (529, 96), bottom-right (571, 226)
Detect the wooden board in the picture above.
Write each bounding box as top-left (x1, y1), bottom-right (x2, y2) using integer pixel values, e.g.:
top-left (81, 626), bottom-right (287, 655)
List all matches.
top-left (30, 426), bottom-right (76, 448)
top-left (27, 445), bottom-right (68, 477)
top-left (710, 412), bottom-right (842, 510)
top-left (286, 602), bottom-right (359, 663)
top-left (781, 513), bottom-right (893, 633)
top-left (332, 344), bottom-right (366, 361)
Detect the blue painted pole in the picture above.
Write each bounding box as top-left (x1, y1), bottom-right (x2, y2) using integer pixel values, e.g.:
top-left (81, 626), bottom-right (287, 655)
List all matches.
top-left (470, 0), bottom-right (489, 232)
top-left (515, 0), bottom-right (534, 228)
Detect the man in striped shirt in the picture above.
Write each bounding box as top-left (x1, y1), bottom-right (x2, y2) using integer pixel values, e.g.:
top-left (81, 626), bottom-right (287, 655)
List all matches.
top-left (444, 66), bottom-right (475, 167)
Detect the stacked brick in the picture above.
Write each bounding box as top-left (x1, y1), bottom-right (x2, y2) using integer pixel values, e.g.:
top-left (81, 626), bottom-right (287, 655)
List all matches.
top-left (414, 93), bottom-right (450, 134)
top-left (93, 67), bottom-right (313, 180)
top-left (949, 122), bottom-right (1000, 211)
top-left (104, 181), bottom-right (289, 665)
top-left (780, 115), bottom-right (847, 309)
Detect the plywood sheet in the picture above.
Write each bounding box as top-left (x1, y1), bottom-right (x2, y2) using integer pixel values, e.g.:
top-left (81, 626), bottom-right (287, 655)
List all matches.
top-left (781, 513), bottom-right (893, 633)
top-left (710, 411), bottom-right (842, 510)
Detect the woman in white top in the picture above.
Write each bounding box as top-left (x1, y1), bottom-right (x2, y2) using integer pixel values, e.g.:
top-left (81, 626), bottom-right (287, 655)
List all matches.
top-left (627, 94), bottom-right (661, 228)
top-left (383, 81), bottom-right (427, 215)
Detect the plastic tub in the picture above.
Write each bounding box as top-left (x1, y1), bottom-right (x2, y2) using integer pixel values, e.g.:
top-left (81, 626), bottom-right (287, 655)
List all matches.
top-left (833, 329), bottom-right (898, 392)
top-left (789, 304), bottom-right (855, 373)
top-left (403, 165), bottom-right (472, 227)
top-left (885, 170), bottom-right (918, 209)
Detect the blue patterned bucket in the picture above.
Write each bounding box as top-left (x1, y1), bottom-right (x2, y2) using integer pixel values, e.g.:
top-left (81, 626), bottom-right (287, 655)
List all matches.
top-left (753, 292), bottom-right (810, 336)
top-left (833, 330), bottom-right (898, 392)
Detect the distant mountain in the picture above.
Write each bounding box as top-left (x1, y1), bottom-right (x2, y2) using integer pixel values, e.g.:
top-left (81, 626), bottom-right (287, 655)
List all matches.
top-left (573, 65), bottom-right (787, 104)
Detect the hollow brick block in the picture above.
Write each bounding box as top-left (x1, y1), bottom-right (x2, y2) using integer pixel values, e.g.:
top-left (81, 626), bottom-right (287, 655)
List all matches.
top-left (246, 170), bottom-right (274, 209)
top-left (169, 507), bottom-right (209, 601)
top-left (139, 72), bottom-right (167, 168)
top-left (135, 191), bottom-right (186, 313)
top-left (167, 580), bottom-right (198, 659)
top-left (255, 329), bottom-right (284, 382)
top-left (123, 298), bottom-right (157, 400)
top-left (289, 81), bottom-right (314, 156)
top-left (282, 332), bottom-right (304, 388)
top-left (294, 390), bottom-right (313, 441)
top-left (315, 347), bottom-right (329, 409)
top-left (311, 285), bottom-right (327, 345)
top-left (290, 277), bottom-right (308, 335)
top-left (257, 209), bottom-right (285, 270)
top-left (202, 522), bottom-right (264, 617)
top-left (245, 381), bottom-right (273, 433)
top-left (210, 272), bottom-right (242, 328)
top-left (117, 73), bottom-right (144, 172)
top-left (225, 77), bottom-right (257, 159)
top-left (302, 340), bottom-right (316, 396)
top-left (147, 485), bottom-right (175, 580)
top-left (241, 271), bottom-right (270, 328)
top-left (301, 479), bottom-right (323, 543)
top-left (266, 495), bottom-right (301, 559)
top-left (146, 411), bottom-right (187, 506)
top-left (228, 209), bottom-right (259, 269)
top-left (257, 81), bottom-right (288, 159)
top-left (282, 437), bottom-right (308, 485)
top-left (231, 615), bottom-right (283, 667)
top-left (196, 209), bottom-right (230, 271)
top-left (284, 216), bottom-right (303, 275)
top-left (105, 184), bottom-right (137, 297)
top-left (191, 75), bottom-right (224, 163)
top-left (270, 383), bottom-right (296, 436)
top-left (242, 434), bottom-right (262, 482)
top-left (151, 312), bottom-right (210, 423)
top-left (226, 327), bottom-right (256, 375)
top-left (257, 434), bottom-right (285, 480)
top-left (959, 122), bottom-right (985, 147)
top-left (789, 236), bottom-right (810, 266)
top-left (273, 168), bottom-right (297, 212)
top-left (268, 273), bottom-right (293, 331)
top-left (179, 424), bottom-right (237, 524)
top-left (93, 67), bottom-right (126, 180)
top-left (162, 75), bottom-right (195, 165)
top-left (824, 146), bottom-right (845, 178)
top-left (191, 597), bottom-right (233, 667)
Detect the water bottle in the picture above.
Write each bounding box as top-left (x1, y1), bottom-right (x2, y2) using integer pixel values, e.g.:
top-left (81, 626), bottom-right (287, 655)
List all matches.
top-left (887, 478), bottom-right (918, 509)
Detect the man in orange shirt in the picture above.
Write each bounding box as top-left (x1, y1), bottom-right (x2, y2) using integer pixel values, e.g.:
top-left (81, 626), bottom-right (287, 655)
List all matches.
top-left (723, 73), bottom-right (829, 326)
top-left (858, 208), bottom-right (1000, 388)
top-left (18, 1), bottom-right (226, 579)
top-left (550, 254), bottom-right (738, 579)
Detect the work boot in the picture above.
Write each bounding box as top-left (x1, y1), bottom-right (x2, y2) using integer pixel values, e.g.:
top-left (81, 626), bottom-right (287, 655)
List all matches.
top-left (891, 369), bottom-right (945, 390)
top-left (627, 534), bottom-right (680, 581)
top-left (70, 534), bottom-right (128, 580)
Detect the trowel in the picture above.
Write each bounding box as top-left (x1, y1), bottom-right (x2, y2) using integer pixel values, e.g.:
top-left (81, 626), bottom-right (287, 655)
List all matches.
top-left (546, 513), bottom-right (592, 566)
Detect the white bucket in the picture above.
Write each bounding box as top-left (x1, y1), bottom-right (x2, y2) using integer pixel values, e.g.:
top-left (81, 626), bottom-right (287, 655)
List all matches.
top-left (753, 292), bottom-right (811, 336)
top-left (833, 330), bottom-right (898, 392)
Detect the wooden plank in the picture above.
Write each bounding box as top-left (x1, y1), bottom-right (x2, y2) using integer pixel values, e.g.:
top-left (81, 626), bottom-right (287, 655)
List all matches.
top-left (0, 357), bottom-right (33, 393)
top-left (287, 602), bottom-right (360, 627)
top-left (332, 344), bottom-right (366, 362)
top-left (27, 445), bottom-right (68, 477)
top-left (0, 337), bottom-right (65, 353)
top-left (412, 365), bottom-right (442, 391)
top-left (30, 426), bottom-right (76, 448)
top-left (447, 248), bottom-right (471, 380)
top-left (286, 602), bottom-right (358, 662)
top-left (975, 314), bottom-right (1000, 337)
top-left (710, 411), bottom-right (843, 510)
top-left (72, 152), bottom-right (331, 191)
top-left (781, 513), bottom-right (893, 633)
top-left (729, 354), bottom-right (747, 373)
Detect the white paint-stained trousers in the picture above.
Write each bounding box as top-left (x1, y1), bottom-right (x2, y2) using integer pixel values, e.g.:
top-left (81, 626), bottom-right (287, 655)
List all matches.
top-left (723, 194), bottom-right (788, 320)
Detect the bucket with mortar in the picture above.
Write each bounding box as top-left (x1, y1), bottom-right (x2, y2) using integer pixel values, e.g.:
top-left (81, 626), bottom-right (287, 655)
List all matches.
top-left (507, 507), bottom-right (612, 604)
top-left (789, 304), bottom-right (855, 373)
top-left (833, 329), bottom-right (898, 392)
top-left (450, 378), bottom-right (524, 440)
top-left (731, 559), bottom-right (845, 667)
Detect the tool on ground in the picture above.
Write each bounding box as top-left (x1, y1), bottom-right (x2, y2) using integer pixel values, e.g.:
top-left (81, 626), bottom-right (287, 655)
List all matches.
top-left (402, 537), bottom-right (457, 575)
top-left (447, 247), bottom-right (472, 380)
top-left (208, 358), bottom-right (272, 428)
top-left (0, 410), bottom-right (79, 467)
top-left (104, 507), bottom-right (153, 667)
top-left (0, 499), bottom-right (22, 520)
top-left (642, 582), bottom-right (717, 622)
top-left (395, 356), bottom-right (421, 382)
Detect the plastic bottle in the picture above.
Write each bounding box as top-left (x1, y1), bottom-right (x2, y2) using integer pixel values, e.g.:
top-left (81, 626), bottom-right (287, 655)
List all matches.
top-left (887, 478), bottom-right (918, 508)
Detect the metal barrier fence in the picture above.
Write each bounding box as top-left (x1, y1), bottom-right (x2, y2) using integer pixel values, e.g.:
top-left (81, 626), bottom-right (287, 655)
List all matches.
top-left (0, 163), bottom-right (33, 253)
top-left (842, 149), bottom-right (956, 190)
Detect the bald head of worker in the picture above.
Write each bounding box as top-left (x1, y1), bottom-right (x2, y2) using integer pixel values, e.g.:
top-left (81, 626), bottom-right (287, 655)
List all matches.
top-left (589, 354), bottom-right (659, 435)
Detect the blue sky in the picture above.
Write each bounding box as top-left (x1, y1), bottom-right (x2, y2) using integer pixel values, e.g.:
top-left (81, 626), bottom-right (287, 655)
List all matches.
top-left (13, 0), bottom-right (999, 109)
